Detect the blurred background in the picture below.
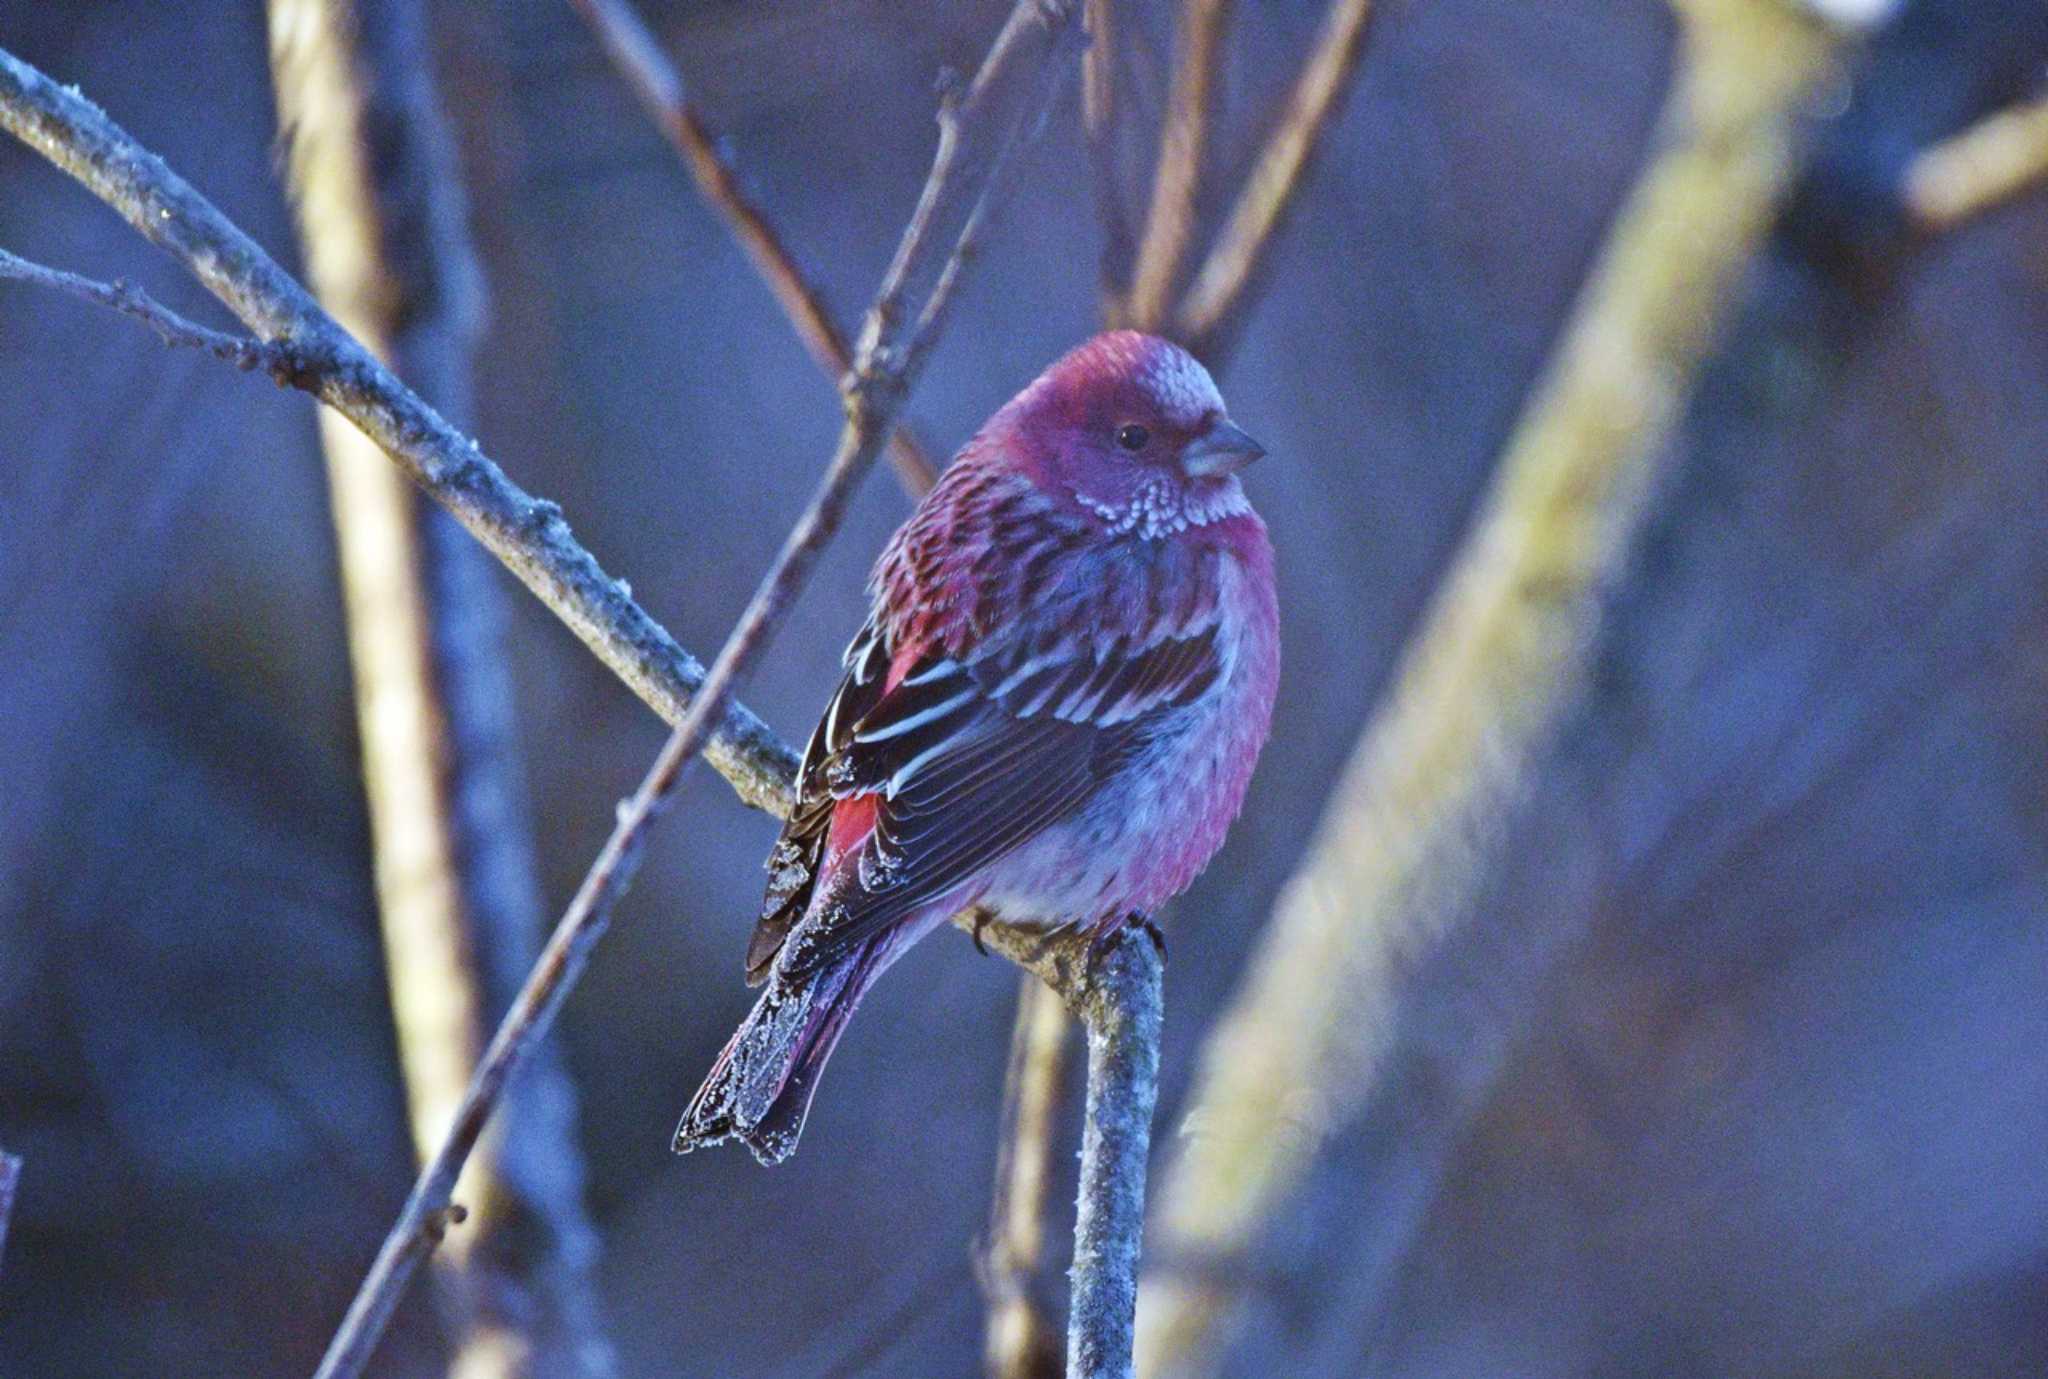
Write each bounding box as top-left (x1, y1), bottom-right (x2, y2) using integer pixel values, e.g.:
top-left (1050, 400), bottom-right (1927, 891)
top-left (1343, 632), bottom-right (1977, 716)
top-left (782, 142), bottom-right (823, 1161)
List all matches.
top-left (2, 0), bottom-right (2046, 1376)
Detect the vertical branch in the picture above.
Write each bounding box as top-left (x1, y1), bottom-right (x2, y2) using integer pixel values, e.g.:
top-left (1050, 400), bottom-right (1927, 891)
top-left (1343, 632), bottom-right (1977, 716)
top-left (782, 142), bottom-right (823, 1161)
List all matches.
top-left (964, 923), bottom-right (1167, 1379)
top-left (1123, 0), bottom-right (1236, 330)
top-left (268, 0), bottom-right (483, 1226)
top-left (0, 1150), bottom-right (19, 1274)
top-left (1083, 0), bottom-right (1138, 307)
top-left (310, 6), bottom-right (1080, 1375)
top-left (1172, 0), bottom-right (1376, 362)
top-left (566, 0), bottom-right (940, 493)
top-left (1134, 3), bottom-right (1844, 1376)
top-left (981, 978), bottom-right (1073, 1379)
top-left (1067, 939), bottom-right (1165, 1379)
top-left (266, 0), bottom-right (612, 1374)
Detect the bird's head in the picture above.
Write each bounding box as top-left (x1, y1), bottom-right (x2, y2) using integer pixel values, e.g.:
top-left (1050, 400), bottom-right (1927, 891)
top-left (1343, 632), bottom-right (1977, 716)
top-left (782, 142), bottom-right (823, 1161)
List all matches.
top-left (990, 331), bottom-right (1265, 536)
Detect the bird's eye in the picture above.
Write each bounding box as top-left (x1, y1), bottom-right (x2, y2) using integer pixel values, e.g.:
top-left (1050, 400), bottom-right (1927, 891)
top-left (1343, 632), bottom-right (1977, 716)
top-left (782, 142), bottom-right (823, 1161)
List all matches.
top-left (1115, 424), bottom-right (1150, 452)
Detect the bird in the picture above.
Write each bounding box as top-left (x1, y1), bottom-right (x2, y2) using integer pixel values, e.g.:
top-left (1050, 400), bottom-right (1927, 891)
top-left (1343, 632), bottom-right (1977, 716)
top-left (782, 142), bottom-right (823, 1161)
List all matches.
top-left (674, 330), bottom-right (1279, 1165)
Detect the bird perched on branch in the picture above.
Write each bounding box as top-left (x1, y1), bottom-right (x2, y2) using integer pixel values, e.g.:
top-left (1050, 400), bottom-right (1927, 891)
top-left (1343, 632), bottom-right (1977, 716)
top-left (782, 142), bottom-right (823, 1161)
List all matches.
top-left (675, 331), bottom-right (1279, 1164)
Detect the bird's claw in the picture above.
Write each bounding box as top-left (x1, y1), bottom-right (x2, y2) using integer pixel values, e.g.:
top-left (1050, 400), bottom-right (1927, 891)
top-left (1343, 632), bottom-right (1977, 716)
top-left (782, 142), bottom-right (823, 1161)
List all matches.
top-left (1132, 914), bottom-right (1167, 963)
top-left (1081, 912), bottom-right (1161, 984)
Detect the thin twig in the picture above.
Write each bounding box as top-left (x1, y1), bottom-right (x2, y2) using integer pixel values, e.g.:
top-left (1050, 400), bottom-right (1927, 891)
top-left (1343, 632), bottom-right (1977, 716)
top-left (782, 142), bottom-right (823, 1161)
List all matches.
top-left (1082, 0), bottom-right (1137, 307)
top-left (1123, 0), bottom-right (1236, 330)
top-left (0, 43), bottom-right (799, 815)
top-left (0, 1149), bottom-right (19, 1273)
top-left (1134, 3), bottom-right (1843, 1376)
top-left (981, 978), bottom-right (1072, 1379)
top-left (309, 5), bottom-right (1079, 1375)
top-left (567, 0), bottom-right (941, 493)
top-left (268, 0), bottom-right (614, 1373)
top-left (1172, 0), bottom-right (1376, 362)
top-left (1904, 90), bottom-right (2048, 231)
top-left (0, 246), bottom-right (286, 371)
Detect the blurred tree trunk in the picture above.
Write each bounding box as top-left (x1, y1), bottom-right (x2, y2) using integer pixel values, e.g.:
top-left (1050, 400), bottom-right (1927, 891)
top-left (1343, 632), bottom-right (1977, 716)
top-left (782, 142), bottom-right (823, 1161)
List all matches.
top-left (266, 0), bottom-right (613, 1374)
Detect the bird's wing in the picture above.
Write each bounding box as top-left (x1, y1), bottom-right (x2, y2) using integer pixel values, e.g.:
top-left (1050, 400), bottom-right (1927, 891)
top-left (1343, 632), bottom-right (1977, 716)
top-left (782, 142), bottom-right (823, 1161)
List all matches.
top-left (744, 622), bottom-right (891, 982)
top-left (763, 622), bottom-right (1224, 980)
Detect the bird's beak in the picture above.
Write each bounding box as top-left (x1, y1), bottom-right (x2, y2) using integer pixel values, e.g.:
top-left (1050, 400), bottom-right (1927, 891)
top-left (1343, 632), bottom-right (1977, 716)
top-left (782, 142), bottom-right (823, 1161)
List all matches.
top-left (1180, 418), bottom-right (1266, 479)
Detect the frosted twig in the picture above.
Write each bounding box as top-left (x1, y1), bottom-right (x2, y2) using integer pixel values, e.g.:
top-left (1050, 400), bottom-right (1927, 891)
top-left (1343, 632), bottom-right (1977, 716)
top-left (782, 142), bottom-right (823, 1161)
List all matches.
top-left (0, 246), bottom-right (287, 373)
top-left (966, 921), bottom-right (1164, 1379)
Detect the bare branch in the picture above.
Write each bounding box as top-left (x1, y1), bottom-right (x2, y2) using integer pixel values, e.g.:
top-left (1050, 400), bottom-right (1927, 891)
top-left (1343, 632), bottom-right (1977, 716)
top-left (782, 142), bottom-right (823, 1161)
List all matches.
top-left (963, 923), bottom-right (1164, 1379)
top-left (981, 978), bottom-right (1072, 1379)
top-left (310, 5), bottom-right (1079, 1375)
top-left (1082, 0), bottom-right (1138, 305)
top-left (0, 246), bottom-right (286, 371)
top-left (1905, 91), bottom-right (2048, 231)
top-left (1172, 0), bottom-right (1377, 361)
top-left (0, 1150), bottom-right (18, 1273)
top-left (567, 0), bottom-right (941, 494)
top-left (0, 43), bottom-right (800, 815)
top-left (1123, 0), bottom-right (1236, 330)
top-left (267, 0), bottom-right (614, 1373)
top-left (1135, 3), bottom-right (1844, 1375)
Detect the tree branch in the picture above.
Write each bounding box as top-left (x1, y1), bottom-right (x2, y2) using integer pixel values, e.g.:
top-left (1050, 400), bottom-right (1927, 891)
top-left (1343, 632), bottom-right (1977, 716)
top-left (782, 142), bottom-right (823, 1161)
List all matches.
top-left (1134, 3), bottom-right (1844, 1375)
top-left (1905, 90), bottom-right (2048, 231)
top-left (981, 977), bottom-right (1072, 1379)
top-left (1082, 0), bottom-right (1138, 307)
top-left (0, 246), bottom-right (287, 371)
top-left (267, 0), bottom-right (614, 1373)
top-left (566, 0), bottom-right (941, 494)
top-left (0, 43), bottom-right (799, 816)
top-left (0, 1149), bottom-right (18, 1273)
top-left (964, 924), bottom-right (1164, 1379)
top-left (1172, 0), bottom-right (1376, 362)
top-left (1122, 0), bottom-right (1235, 330)
top-left (308, 4), bottom-right (1079, 1375)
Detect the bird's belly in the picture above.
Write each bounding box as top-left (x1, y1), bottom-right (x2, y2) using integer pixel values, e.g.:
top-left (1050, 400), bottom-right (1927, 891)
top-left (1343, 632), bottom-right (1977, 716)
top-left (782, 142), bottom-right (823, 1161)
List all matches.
top-left (973, 696), bottom-right (1256, 928)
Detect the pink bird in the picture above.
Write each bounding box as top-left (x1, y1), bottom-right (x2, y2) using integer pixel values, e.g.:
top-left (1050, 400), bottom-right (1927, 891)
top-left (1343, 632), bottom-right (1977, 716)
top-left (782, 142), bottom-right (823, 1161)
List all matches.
top-left (675, 331), bottom-right (1279, 1164)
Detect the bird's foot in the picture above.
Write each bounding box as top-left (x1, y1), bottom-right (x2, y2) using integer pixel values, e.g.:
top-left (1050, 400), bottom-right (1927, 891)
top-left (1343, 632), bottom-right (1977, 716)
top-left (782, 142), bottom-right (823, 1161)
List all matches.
top-left (1082, 912), bottom-right (1161, 984)
top-left (1130, 914), bottom-right (1167, 962)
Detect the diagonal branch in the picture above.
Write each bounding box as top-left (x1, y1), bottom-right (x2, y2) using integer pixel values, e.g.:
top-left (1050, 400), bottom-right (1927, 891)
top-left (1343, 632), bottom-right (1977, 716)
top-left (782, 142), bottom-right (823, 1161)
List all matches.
top-left (0, 246), bottom-right (287, 371)
top-left (1122, 0), bottom-right (1236, 330)
top-left (1135, 2), bottom-right (1844, 1375)
top-left (308, 4), bottom-right (1080, 1375)
top-left (1904, 90), bottom-right (2048, 231)
top-left (567, 0), bottom-right (941, 494)
top-left (1172, 0), bottom-right (1376, 362)
top-left (0, 43), bottom-right (799, 816)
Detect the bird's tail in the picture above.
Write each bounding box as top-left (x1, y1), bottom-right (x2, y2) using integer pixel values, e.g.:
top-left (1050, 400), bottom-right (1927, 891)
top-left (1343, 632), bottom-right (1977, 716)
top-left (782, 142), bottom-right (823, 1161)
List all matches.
top-left (673, 937), bottom-right (892, 1165)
